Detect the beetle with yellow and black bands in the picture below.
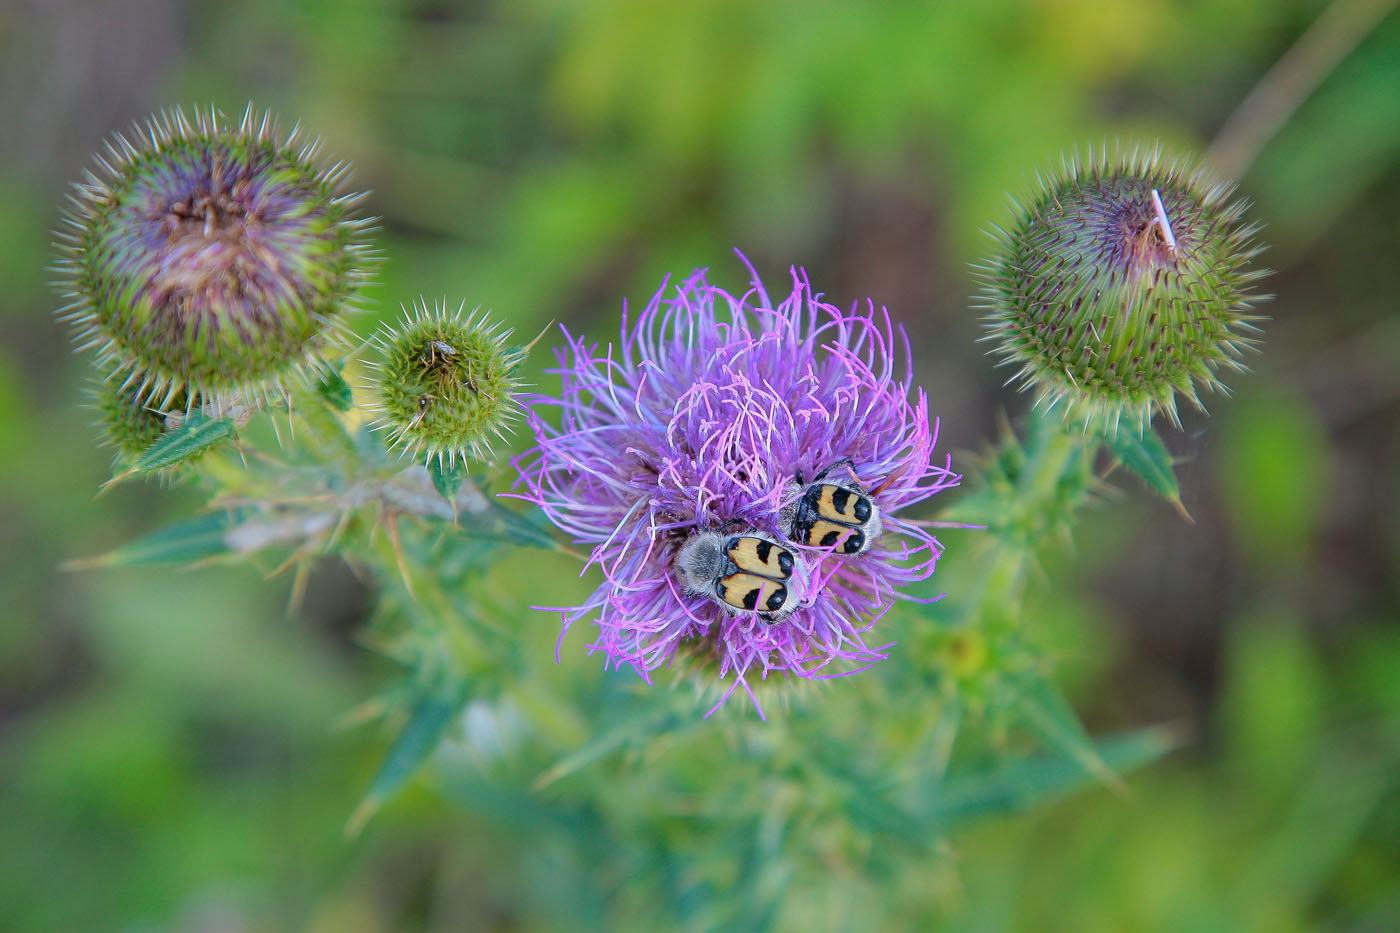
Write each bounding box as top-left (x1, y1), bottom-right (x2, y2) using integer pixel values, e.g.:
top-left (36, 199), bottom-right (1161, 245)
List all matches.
top-left (781, 458), bottom-right (884, 556)
top-left (676, 528), bottom-right (806, 621)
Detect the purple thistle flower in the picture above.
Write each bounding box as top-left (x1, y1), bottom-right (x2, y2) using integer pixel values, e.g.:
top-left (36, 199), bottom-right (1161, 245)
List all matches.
top-left (514, 257), bottom-right (958, 715)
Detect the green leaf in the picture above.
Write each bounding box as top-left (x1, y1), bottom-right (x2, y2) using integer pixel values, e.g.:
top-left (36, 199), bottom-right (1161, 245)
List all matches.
top-left (347, 689), bottom-right (466, 836)
top-left (734, 794), bottom-right (792, 933)
top-left (437, 771), bottom-right (615, 925)
top-left (533, 701), bottom-right (700, 790)
top-left (316, 367), bottom-right (354, 412)
top-left (445, 770), bottom-right (588, 836)
top-left (1100, 422), bottom-right (1189, 519)
top-left (925, 725), bottom-right (1182, 827)
top-left (126, 414), bottom-right (235, 475)
top-left (936, 486), bottom-right (997, 528)
top-left (809, 749), bottom-right (937, 849)
top-left (466, 494), bottom-right (561, 550)
top-left (429, 459), bottom-right (466, 502)
top-left (66, 508), bottom-right (254, 568)
top-left (488, 499), bottom-right (561, 549)
top-left (1010, 667), bottom-right (1126, 794)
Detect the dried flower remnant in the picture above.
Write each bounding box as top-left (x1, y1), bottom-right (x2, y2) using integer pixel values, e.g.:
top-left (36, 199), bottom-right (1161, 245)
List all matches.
top-left (54, 105), bottom-right (374, 407)
top-left (368, 299), bottom-right (529, 468)
top-left (516, 260), bottom-right (959, 715)
top-left (977, 144), bottom-right (1270, 432)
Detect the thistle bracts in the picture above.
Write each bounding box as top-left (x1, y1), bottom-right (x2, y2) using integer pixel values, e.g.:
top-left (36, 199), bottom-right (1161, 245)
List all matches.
top-left (977, 144), bottom-right (1269, 431)
top-left (54, 105), bottom-right (374, 409)
top-left (368, 299), bottom-right (527, 468)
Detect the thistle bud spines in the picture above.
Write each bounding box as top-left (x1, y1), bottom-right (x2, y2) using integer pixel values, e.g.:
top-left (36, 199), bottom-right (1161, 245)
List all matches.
top-left (977, 143), bottom-right (1270, 432)
top-left (54, 104), bottom-right (375, 409)
top-left (94, 373), bottom-right (187, 461)
top-left (368, 298), bottom-right (527, 469)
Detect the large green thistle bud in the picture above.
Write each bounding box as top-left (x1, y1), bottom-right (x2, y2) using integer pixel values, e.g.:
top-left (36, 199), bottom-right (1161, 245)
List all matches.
top-left (54, 105), bottom-right (374, 407)
top-left (977, 145), bottom-right (1270, 431)
top-left (368, 299), bottom-right (529, 468)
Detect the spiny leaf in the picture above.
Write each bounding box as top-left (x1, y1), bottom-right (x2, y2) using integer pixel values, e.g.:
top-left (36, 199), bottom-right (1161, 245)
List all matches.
top-left (1099, 422), bottom-right (1191, 520)
top-left (347, 689), bottom-right (466, 837)
top-left (441, 773), bottom-right (616, 926)
top-left (936, 486), bottom-right (998, 527)
top-left (125, 413), bottom-right (235, 475)
top-left (734, 797), bottom-right (792, 933)
top-left (430, 459), bottom-right (466, 502)
top-left (477, 495), bottom-right (562, 550)
top-left (926, 724), bottom-right (1184, 825)
top-left (316, 366), bottom-right (354, 412)
top-left (533, 702), bottom-right (700, 790)
top-left (809, 750), bottom-right (936, 849)
top-left (66, 508), bottom-right (255, 568)
top-left (445, 771), bottom-right (590, 836)
top-left (1010, 667), bottom-right (1126, 794)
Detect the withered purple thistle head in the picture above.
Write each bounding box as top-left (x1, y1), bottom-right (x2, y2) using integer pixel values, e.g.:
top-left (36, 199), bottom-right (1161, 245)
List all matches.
top-left (515, 258), bottom-right (958, 716)
top-left (977, 144), bottom-right (1270, 432)
top-left (53, 105), bottom-right (374, 407)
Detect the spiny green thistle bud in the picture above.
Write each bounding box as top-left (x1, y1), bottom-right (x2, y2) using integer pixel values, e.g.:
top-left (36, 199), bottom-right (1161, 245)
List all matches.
top-left (977, 144), bottom-right (1270, 431)
top-left (95, 373), bottom-right (190, 460)
top-left (94, 373), bottom-right (253, 465)
top-left (368, 299), bottom-right (528, 468)
top-left (54, 104), bottom-right (374, 407)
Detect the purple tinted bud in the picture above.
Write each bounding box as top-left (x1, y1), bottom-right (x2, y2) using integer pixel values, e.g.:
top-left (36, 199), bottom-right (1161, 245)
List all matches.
top-left (54, 105), bottom-right (374, 407)
top-left (976, 144), bottom-right (1269, 431)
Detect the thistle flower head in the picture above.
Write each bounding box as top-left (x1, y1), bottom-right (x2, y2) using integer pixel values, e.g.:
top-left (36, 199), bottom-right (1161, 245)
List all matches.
top-left (977, 144), bottom-right (1269, 431)
top-left (368, 298), bottom-right (527, 468)
top-left (515, 259), bottom-right (959, 715)
top-left (54, 105), bottom-right (374, 407)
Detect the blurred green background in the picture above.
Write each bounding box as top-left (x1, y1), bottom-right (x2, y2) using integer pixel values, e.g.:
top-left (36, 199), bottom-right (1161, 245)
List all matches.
top-left (3, 0), bottom-right (1399, 929)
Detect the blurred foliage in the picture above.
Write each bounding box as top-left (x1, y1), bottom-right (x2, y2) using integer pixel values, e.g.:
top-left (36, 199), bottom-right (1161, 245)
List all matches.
top-left (1, 0), bottom-right (1398, 930)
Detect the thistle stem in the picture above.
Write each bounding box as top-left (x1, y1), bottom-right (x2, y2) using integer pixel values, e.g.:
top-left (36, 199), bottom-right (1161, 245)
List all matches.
top-left (1207, 0), bottom-right (1398, 178)
top-left (963, 417), bottom-right (1096, 630)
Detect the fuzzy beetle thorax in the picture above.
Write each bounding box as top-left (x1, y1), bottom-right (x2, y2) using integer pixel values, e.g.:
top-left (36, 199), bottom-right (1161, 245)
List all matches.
top-left (981, 146), bottom-right (1268, 430)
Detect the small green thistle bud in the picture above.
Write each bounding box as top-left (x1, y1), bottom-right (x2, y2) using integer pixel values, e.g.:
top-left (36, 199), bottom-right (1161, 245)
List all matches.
top-left (977, 144), bottom-right (1270, 431)
top-left (54, 104), bottom-right (374, 407)
top-left (368, 299), bottom-right (528, 468)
